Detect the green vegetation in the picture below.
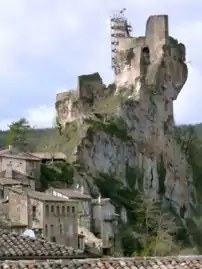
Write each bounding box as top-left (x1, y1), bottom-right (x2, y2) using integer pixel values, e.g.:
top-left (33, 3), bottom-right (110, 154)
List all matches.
top-left (93, 95), bottom-right (122, 114)
top-left (87, 117), bottom-right (133, 143)
top-left (130, 195), bottom-right (180, 256)
top-left (6, 118), bottom-right (31, 151)
top-left (174, 124), bottom-right (202, 200)
top-left (40, 161), bottom-right (74, 191)
top-left (94, 172), bottom-right (136, 211)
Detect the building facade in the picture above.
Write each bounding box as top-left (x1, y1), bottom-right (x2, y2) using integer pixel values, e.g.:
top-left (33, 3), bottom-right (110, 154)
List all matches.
top-left (0, 148), bottom-right (41, 179)
top-left (46, 187), bottom-right (92, 231)
top-left (8, 187), bottom-right (79, 248)
top-left (92, 198), bottom-right (119, 254)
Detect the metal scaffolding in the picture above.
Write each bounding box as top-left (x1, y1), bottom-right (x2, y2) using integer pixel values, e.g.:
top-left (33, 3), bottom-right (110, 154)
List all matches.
top-left (110, 8), bottom-right (132, 71)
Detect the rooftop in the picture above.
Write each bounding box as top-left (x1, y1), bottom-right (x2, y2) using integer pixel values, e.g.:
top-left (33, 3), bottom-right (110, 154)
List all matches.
top-left (0, 149), bottom-right (40, 161)
top-left (0, 256), bottom-right (202, 268)
top-left (0, 229), bottom-right (84, 259)
top-left (51, 188), bottom-right (91, 200)
top-left (0, 178), bottom-right (29, 186)
top-left (29, 152), bottom-right (67, 160)
top-left (0, 169), bottom-right (36, 180)
top-left (10, 188), bottom-right (75, 202)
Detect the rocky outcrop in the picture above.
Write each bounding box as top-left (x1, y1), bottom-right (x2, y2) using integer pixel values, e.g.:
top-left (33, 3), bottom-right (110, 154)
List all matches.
top-left (56, 15), bottom-right (195, 218)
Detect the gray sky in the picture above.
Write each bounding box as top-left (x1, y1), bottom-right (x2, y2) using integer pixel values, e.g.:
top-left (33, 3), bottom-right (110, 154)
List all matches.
top-left (0, 0), bottom-right (201, 129)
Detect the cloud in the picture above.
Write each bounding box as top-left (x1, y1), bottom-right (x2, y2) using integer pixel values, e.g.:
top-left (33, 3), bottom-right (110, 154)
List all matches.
top-left (172, 20), bottom-right (202, 124)
top-left (26, 105), bottom-right (56, 129)
top-left (0, 105), bottom-right (55, 130)
top-left (0, 0), bottom-right (83, 79)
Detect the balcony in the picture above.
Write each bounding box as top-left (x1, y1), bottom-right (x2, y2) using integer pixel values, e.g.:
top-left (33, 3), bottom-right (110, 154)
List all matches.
top-left (103, 213), bottom-right (117, 222)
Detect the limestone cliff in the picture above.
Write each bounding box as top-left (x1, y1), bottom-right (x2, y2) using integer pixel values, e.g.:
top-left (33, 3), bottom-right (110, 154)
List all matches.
top-left (55, 15), bottom-right (196, 219)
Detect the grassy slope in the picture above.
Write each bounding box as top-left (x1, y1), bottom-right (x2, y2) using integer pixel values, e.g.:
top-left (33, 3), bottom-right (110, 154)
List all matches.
top-left (1, 123), bottom-right (202, 150)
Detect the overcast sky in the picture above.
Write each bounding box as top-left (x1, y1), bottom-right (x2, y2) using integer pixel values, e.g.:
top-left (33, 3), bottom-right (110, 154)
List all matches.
top-left (0, 0), bottom-right (201, 130)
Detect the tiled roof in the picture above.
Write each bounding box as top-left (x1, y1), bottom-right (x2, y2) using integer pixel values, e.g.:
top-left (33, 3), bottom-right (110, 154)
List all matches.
top-left (50, 188), bottom-right (91, 200)
top-left (1, 257), bottom-right (202, 268)
top-left (29, 152), bottom-right (67, 160)
top-left (0, 150), bottom-right (40, 161)
top-left (0, 229), bottom-right (84, 259)
top-left (0, 178), bottom-right (29, 186)
top-left (10, 187), bottom-right (74, 202)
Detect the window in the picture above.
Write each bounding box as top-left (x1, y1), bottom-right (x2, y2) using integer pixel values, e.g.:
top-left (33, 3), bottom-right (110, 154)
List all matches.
top-left (45, 205), bottom-right (49, 216)
top-left (51, 236), bottom-right (56, 242)
top-left (44, 224), bottom-right (48, 236)
top-left (32, 206), bottom-right (36, 218)
top-left (72, 206), bottom-right (75, 214)
top-left (67, 206), bottom-right (70, 214)
top-left (62, 206), bottom-right (65, 215)
top-left (51, 205), bottom-right (54, 213)
top-left (50, 224), bottom-right (54, 235)
top-left (56, 205), bottom-right (60, 216)
top-left (60, 224), bottom-right (63, 234)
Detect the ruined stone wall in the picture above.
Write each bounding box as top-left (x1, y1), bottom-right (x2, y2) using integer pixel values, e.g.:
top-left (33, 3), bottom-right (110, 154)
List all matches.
top-left (55, 73), bottom-right (108, 130)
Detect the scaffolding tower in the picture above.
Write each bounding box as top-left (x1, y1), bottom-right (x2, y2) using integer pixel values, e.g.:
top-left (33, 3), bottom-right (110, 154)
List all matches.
top-left (110, 8), bottom-right (132, 71)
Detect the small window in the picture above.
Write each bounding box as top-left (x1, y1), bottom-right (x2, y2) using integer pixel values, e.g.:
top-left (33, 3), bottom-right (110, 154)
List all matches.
top-left (32, 206), bottom-right (36, 218)
top-left (62, 206), bottom-right (65, 215)
top-left (51, 205), bottom-right (54, 213)
top-left (51, 236), bottom-right (56, 242)
top-left (50, 224), bottom-right (54, 235)
top-left (56, 205), bottom-right (60, 216)
top-left (60, 224), bottom-right (62, 234)
top-left (72, 206), bottom-right (75, 213)
top-left (45, 205), bottom-right (49, 216)
top-left (44, 224), bottom-right (48, 236)
top-left (67, 206), bottom-right (70, 214)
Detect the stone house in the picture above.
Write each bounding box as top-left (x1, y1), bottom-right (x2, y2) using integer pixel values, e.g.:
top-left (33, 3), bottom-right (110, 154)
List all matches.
top-left (92, 198), bottom-right (119, 254)
top-left (8, 186), bottom-right (79, 248)
top-left (46, 187), bottom-right (92, 231)
top-left (0, 147), bottom-right (41, 180)
top-left (0, 164), bottom-right (36, 194)
top-left (0, 178), bottom-right (30, 200)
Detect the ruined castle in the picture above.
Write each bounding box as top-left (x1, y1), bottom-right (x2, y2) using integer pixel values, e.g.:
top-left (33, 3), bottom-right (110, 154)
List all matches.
top-left (56, 13), bottom-right (195, 217)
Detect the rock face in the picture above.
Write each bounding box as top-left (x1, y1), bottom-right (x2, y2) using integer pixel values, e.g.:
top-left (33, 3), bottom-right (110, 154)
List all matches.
top-left (56, 15), bottom-right (195, 217)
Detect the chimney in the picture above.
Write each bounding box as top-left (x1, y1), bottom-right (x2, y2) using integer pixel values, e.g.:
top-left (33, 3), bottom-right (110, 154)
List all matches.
top-left (98, 193), bottom-right (101, 204)
top-left (5, 164), bottom-right (12, 178)
top-left (8, 145), bottom-right (12, 151)
top-left (80, 186), bottom-right (84, 194)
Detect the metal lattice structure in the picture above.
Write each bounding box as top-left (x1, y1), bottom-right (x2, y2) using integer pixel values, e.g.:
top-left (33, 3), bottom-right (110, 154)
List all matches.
top-left (110, 8), bottom-right (132, 70)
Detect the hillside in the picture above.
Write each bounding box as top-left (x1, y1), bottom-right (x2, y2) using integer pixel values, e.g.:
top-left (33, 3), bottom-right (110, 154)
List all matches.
top-left (1, 123), bottom-right (202, 152)
top-left (0, 128), bottom-right (65, 152)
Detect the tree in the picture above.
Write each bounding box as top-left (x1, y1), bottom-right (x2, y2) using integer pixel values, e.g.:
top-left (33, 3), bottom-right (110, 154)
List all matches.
top-left (132, 194), bottom-right (180, 256)
top-left (40, 161), bottom-right (74, 191)
top-left (6, 118), bottom-right (31, 151)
